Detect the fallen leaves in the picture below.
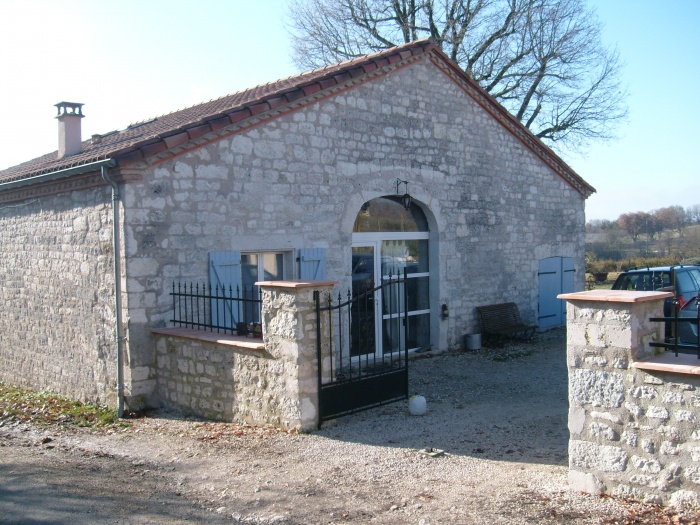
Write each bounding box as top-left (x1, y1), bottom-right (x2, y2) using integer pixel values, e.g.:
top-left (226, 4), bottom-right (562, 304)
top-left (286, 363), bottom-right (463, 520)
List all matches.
top-left (601, 500), bottom-right (700, 525)
top-left (192, 421), bottom-right (297, 442)
top-left (0, 381), bottom-right (127, 431)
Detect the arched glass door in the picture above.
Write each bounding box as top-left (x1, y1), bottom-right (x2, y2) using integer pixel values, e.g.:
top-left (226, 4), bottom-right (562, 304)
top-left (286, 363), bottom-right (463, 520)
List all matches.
top-left (352, 197), bottom-right (431, 358)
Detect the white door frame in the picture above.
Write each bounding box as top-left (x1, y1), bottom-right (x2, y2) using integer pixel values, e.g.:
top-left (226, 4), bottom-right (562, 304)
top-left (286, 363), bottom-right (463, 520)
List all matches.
top-left (352, 231), bottom-right (430, 357)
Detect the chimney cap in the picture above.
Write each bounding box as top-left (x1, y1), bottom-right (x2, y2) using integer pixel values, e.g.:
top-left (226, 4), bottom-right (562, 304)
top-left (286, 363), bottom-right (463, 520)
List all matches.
top-left (55, 102), bottom-right (84, 119)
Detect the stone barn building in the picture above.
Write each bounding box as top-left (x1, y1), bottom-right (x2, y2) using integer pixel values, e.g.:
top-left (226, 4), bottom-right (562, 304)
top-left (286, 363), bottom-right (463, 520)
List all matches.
top-left (0, 40), bottom-right (594, 421)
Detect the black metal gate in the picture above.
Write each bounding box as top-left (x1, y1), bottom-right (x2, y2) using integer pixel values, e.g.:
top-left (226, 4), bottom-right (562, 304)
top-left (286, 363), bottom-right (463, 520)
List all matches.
top-left (315, 271), bottom-right (409, 422)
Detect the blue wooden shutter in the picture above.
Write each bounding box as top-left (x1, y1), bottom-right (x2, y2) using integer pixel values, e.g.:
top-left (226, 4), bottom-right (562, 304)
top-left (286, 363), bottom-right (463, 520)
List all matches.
top-left (299, 248), bottom-right (327, 280)
top-left (538, 257), bottom-right (561, 330)
top-left (538, 256), bottom-right (576, 330)
top-left (561, 257), bottom-right (575, 321)
top-left (209, 250), bottom-right (241, 329)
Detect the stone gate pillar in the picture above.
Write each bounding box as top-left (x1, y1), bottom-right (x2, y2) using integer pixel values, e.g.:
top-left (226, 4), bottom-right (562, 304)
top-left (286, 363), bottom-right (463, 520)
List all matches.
top-left (556, 289), bottom-right (700, 506)
top-left (258, 280), bottom-right (337, 432)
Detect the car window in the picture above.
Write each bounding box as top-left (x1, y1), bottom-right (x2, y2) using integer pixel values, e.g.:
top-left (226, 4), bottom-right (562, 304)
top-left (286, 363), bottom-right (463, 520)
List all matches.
top-left (620, 274), bottom-right (650, 291)
top-left (686, 269), bottom-right (700, 290)
top-left (676, 272), bottom-right (695, 293)
top-left (612, 275), bottom-right (632, 290)
top-left (613, 272), bottom-right (670, 291)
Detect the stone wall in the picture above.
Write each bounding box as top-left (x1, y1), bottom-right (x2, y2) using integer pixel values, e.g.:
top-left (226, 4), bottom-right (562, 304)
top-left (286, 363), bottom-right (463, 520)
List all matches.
top-left (153, 334), bottom-right (272, 424)
top-left (153, 281), bottom-right (333, 431)
top-left (0, 54), bottom-right (587, 412)
top-left (562, 290), bottom-right (700, 507)
top-left (0, 186), bottom-right (119, 406)
top-left (122, 54), bottom-right (586, 392)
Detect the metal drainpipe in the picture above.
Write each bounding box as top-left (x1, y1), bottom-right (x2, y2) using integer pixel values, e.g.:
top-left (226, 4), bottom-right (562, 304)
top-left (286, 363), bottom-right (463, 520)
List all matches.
top-left (101, 165), bottom-right (125, 417)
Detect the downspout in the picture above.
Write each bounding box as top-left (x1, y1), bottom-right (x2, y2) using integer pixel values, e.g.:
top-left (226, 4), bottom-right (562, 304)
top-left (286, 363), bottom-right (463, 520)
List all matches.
top-left (101, 164), bottom-right (125, 417)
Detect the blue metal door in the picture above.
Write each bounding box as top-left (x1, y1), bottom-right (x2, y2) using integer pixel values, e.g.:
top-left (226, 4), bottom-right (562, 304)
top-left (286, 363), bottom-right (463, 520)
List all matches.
top-left (538, 257), bottom-right (574, 329)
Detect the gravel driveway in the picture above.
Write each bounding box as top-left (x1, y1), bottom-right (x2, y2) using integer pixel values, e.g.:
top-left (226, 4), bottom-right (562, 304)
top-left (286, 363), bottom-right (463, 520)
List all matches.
top-left (0, 328), bottom-right (687, 524)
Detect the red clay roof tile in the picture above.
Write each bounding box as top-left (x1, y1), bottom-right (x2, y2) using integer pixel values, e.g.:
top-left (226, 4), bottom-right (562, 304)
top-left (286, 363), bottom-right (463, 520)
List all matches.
top-left (116, 149), bottom-right (144, 165)
top-left (186, 124), bottom-right (212, 140)
top-left (301, 83), bottom-right (322, 96)
top-left (248, 102), bottom-right (270, 116)
top-left (284, 89), bottom-right (305, 103)
top-left (228, 108), bottom-right (251, 123)
top-left (361, 63), bottom-right (378, 74)
top-left (318, 78), bottom-right (337, 90)
top-left (208, 116), bottom-right (231, 131)
top-left (163, 132), bottom-right (189, 149)
top-left (266, 96), bottom-right (287, 110)
top-left (140, 140), bottom-right (168, 158)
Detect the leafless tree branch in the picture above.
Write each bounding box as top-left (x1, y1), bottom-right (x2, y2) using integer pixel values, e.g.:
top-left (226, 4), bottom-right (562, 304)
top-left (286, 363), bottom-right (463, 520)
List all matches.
top-left (287, 0), bottom-right (627, 151)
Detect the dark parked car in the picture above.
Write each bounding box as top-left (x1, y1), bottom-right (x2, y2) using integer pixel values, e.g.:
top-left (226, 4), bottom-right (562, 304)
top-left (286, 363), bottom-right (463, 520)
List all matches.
top-left (611, 265), bottom-right (700, 317)
top-left (677, 296), bottom-right (700, 347)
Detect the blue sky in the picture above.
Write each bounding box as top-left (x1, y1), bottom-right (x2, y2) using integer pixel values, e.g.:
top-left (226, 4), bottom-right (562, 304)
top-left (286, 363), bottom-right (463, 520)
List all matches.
top-left (0, 0), bottom-right (697, 222)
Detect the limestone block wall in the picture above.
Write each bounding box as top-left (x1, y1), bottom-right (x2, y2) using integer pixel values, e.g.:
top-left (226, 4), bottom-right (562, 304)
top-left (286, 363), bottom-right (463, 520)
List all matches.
top-left (0, 186), bottom-right (119, 406)
top-left (562, 290), bottom-right (700, 507)
top-left (120, 54), bottom-right (586, 378)
top-left (153, 334), bottom-right (276, 424)
top-left (153, 281), bottom-right (332, 430)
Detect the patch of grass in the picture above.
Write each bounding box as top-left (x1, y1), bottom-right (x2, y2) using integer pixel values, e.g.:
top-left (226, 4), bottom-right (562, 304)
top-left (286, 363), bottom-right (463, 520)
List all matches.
top-left (0, 382), bottom-right (130, 430)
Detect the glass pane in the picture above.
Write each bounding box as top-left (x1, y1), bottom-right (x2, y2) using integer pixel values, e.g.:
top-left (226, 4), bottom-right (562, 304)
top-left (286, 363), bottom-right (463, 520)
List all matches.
top-left (351, 246), bottom-right (376, 357)
top-left (381, 240), bottom-right (428, 275)
top-left (381, 279), bottom-right (405, 317)
top-left (382, 313), bottom-right (430, 352)
top-left (381, 277), bottom-right (429, 316)
top-left (262, 253), bottom-right (284, 281)
top-left (352, 247), bottom-right (375, 298)
top-left (353, 197), bottom-right (428, 233)
top-left (241, 254), bottom-right (258, 289)
top-left (239, 253), bottom-right (260, 324)
top-left (688, 269), bottom-right (700, 290)
top-left (406, 276), bottom-right (430, 311)
top-left (382, 317), bottom-right (404, 355)
top-left (407, 314), bottom-right (431, 350)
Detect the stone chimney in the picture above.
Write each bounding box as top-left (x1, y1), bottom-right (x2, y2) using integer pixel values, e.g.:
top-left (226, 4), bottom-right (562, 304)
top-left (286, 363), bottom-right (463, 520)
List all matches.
top-left (55, 102), bottom-right (84, 158)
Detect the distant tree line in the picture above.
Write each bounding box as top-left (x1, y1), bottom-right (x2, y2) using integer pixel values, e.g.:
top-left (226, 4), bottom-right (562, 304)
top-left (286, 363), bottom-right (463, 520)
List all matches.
top-left (586, 204), bottom-right (700, 263)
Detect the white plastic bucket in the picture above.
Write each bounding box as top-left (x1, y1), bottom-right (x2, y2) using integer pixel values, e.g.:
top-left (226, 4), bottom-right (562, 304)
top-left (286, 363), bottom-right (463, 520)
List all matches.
top-left (465, 333), bottom-right (481, 351)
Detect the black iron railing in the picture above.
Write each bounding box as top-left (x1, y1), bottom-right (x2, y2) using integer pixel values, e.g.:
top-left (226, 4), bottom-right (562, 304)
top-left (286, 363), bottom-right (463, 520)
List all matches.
top-left (314, 270), bottom-right (409, 422)
top-left (170, 282), bottom-right (262, 336)
top-left (649, 298), bottom-right (700, 358)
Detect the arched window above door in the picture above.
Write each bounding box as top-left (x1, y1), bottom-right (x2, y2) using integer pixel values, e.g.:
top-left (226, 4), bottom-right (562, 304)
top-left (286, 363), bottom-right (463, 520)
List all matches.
top-left (353, 196), bottom-right (428, 233)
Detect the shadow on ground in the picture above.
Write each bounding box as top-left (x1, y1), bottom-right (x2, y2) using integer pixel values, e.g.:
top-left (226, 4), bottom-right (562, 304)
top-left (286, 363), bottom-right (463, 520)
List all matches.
top-left (0, 450), bottom-right (237, 525)
top-left (315, 328), bottom-right (569, 466)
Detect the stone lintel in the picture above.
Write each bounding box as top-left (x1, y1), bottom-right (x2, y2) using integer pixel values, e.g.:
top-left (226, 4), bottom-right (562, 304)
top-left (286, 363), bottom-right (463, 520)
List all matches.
top-left (558, 290), bottom-right (672, 303)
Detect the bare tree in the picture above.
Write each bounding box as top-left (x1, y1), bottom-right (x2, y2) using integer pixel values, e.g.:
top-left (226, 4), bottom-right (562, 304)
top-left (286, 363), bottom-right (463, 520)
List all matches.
top-left (654, 205), bottom-right (688, 237)
top-left (287, 0), bottom-right (627, 150)
top-left (617, 212), bottom-right (647, 243)
top-left (686, 204), bottom-right (700, 225)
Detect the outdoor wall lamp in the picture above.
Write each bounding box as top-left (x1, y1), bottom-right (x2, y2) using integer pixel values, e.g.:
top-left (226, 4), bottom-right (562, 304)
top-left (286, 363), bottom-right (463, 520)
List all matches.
top-left (442, 303), bottom-right (449, 319)
top-left (396, 178), bottom-right (412, 209)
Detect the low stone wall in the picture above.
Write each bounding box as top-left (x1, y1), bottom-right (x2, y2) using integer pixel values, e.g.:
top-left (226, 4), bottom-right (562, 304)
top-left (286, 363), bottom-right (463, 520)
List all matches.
top-left (561, 290), bottom-right (700, 507)
top-left (153, 281), bottom-right (335, 431)
top-left (153, 332), bottom-right (272, 424)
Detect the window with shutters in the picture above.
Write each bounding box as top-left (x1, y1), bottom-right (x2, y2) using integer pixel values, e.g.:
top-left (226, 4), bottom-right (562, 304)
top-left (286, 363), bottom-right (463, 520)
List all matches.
top-left (209, 249), bottom-right (326, 328)
top-left (241, 252), bottom-right (289, 285)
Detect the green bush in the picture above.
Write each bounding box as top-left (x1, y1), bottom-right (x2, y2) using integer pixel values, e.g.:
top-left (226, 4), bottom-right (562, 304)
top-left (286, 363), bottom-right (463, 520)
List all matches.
top-left (585, 252), bottom-right (695, 274)
top-left (617, 256), bottom-right (681, 271)
top-left (585, 256), bottom-right (618, 274)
